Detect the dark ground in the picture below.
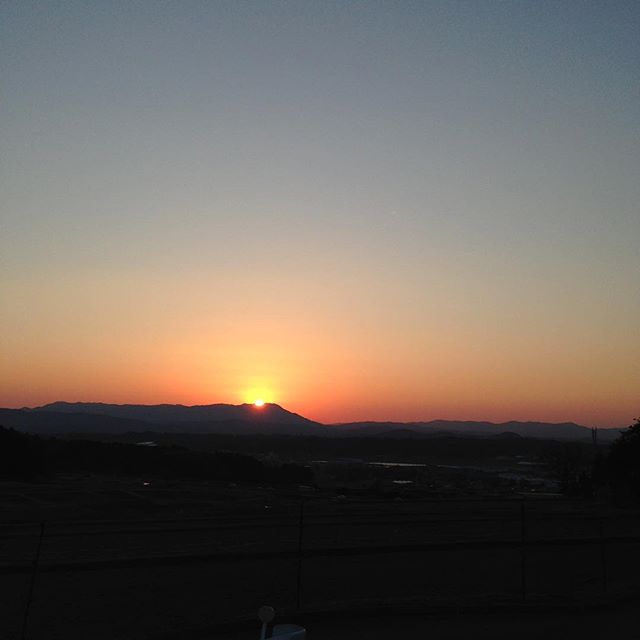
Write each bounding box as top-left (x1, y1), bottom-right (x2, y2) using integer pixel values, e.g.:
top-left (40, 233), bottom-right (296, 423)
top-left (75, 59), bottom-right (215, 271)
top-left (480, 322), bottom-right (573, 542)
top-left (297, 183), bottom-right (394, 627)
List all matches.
top-left (304, 605), bottom-right (639, 640)
top-left (209, 603), bottom-right (640, 640)
top-left (1, 475), bottom-right (639, 640)
top-left (0, 428), bottom-right (636, 640)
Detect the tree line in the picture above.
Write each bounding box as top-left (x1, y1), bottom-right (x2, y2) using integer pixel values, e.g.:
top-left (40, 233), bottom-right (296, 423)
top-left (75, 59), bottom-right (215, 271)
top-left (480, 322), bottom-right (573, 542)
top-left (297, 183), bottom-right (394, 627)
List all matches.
top-left (0, 426), bottom-right (311, 484)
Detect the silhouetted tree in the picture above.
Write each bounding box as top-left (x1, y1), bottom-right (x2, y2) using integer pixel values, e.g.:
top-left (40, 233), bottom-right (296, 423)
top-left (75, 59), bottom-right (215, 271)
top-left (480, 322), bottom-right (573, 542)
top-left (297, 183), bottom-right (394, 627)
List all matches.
top-left (607, 417), bottom-right (640, 501)
top-left (540, 440), bottom-right (596, 496)
top-left (0, 426), bottom-right (48, 479)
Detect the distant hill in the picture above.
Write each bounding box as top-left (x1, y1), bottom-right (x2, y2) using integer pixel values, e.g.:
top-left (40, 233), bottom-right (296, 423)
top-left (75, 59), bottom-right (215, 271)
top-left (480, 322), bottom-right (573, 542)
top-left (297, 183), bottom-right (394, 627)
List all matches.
top-left (0, 426), bottom-right (311, 483)
top-left (371, 428), bottom-right (426, 439)
top-left (0, 402), bottom-right (321, 436)
top-left (0, 408), bottom-right (151, 434)
top-left (494, 431), bottom-right (524, 440)
top-left (330, 420), bottom-right (621, 442)
top-left (35, 401), bottom-right (317, 426)
top-left (0, 402), bottom-right (622, 441)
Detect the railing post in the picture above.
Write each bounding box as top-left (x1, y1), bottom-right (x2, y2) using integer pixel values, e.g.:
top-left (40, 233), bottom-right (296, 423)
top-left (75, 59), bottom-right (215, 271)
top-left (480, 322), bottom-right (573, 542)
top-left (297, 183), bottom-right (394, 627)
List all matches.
top-left (21, 520), bottom-right (46, 640)
top-left (520, 500), bottom-right (527, 602)
top-left (599, 518), bottom-right (607, 593)
top-left (295, 500), bottom-right (305, 611)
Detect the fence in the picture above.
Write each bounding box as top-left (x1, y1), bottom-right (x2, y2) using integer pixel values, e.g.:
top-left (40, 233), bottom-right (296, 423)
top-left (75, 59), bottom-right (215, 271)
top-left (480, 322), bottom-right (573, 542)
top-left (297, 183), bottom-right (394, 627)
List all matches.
top-left (2, 497), bottom-right (640, 639)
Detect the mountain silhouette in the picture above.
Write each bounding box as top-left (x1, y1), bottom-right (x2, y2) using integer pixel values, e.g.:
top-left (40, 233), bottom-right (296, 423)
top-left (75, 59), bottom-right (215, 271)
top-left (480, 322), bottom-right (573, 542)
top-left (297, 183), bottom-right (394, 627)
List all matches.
top-left (331, 419), bottom-right (620, 442)
top-left (34, 401), bottom-right (317, 426)
top-left (0, 402), bottom-right (620, 441)
top-left (0, 408), bottom-right (150, 434)
top-left (0, 402), bottom-right (320, 436)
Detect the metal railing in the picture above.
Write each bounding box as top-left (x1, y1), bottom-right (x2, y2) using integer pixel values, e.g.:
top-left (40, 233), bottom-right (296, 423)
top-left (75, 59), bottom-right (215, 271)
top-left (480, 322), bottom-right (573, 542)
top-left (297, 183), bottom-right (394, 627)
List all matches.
top-left (2, 498), bottom-right (639, 640)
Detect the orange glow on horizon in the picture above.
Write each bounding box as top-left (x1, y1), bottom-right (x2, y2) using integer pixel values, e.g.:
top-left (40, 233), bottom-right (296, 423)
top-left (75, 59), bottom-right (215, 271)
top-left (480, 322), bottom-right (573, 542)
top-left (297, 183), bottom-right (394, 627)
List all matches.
top-left (1, 268), bottom-right (638, 430)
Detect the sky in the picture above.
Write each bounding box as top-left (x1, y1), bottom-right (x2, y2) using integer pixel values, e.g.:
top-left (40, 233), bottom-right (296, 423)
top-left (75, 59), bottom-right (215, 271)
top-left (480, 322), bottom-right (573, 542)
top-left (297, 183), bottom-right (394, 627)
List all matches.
top-left (1, 1), bottom-right (639, 427)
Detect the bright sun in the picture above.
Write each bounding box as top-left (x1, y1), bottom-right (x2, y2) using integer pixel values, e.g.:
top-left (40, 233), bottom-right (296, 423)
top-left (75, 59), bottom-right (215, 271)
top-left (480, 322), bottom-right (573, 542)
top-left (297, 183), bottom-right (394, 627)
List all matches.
top-left (254, 399), bottom-right (265, 407)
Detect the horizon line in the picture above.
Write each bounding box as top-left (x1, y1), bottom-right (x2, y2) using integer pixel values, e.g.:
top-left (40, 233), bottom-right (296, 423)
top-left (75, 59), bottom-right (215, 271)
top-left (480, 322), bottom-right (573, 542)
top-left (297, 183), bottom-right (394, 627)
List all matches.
top-left (2, 400), bottom-right (628, 430)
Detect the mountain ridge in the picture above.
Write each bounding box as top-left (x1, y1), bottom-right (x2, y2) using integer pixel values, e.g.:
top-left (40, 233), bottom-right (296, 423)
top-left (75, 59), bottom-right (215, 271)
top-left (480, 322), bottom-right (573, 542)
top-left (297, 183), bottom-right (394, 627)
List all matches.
top-left (331, 419), bottom-right (620, 441)
top-left (0, 402), bottom-right (623, 441)
top-left (32, 401), bottom-right (318, 427)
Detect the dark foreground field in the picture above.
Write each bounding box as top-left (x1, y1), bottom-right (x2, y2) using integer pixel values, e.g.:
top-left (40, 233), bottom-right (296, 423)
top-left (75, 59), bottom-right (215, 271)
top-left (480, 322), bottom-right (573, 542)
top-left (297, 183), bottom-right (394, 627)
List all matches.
top-left (211, 603), bottom-right (640, 640)
top-left (1, 476), bottom-right (639, 640)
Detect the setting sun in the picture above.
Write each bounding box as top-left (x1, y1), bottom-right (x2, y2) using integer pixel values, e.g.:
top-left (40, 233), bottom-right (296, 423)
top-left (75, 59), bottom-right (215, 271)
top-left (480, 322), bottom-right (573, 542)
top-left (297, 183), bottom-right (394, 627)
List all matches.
top-left (243, 385), bottom-right (276, 406)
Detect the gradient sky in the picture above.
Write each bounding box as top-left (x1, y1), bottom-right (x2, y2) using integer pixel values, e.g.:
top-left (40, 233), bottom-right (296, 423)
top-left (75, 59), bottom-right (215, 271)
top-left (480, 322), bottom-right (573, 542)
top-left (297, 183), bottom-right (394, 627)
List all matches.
top-left (2, 1), bottom-right (639, 427)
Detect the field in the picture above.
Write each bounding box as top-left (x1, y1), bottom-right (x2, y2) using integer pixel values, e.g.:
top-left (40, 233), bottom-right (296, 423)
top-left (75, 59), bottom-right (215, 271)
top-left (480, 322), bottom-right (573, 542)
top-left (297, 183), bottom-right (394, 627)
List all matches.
top-left (1, 475), bottom-right (639, 640)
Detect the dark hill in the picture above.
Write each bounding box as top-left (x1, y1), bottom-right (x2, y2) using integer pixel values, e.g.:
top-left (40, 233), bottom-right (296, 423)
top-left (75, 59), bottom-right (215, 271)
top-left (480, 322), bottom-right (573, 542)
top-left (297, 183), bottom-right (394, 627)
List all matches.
top-left (6, 401), bottom-right (322, 436)
top-left (371, 428), bottom-right (426, 439)
top-left (0, 408), bottom-right (150, 434)
top-left (34, 401), bottom-right (318, 427)
top-left (0, 426), bottom-right (310, 483)
top-left (333, 420), bottom-right (619, 442)
top-left (1, 403), bottom-right (622, 441)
